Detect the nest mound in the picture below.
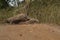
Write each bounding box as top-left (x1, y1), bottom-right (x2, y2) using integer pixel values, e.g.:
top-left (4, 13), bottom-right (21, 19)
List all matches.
top-left (5, 14), bottom-right (39, 24)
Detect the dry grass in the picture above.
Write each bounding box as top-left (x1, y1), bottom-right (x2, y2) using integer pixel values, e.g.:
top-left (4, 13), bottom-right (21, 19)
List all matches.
top-left (0, 0), bottom-right (60, 25)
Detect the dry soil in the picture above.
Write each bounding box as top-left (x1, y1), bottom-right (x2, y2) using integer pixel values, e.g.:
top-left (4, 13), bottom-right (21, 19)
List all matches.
top-left (0, 24), bottom-right (60, 40)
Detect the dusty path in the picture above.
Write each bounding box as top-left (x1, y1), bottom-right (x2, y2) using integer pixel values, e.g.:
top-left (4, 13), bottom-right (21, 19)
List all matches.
top-left (0, 24), bottom-right (60, 40)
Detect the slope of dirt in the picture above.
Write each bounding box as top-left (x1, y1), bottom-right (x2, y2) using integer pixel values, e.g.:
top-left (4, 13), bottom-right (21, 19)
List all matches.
top-left (0, 24), bottom-right (60, 40)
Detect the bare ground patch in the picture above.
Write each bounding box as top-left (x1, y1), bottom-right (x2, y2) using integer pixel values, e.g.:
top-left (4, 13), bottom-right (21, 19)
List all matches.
top-left (0, 24), bottom-right (60, 40)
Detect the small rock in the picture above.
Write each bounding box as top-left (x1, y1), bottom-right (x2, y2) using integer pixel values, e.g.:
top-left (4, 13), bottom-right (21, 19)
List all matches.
top-left (20, 34), bottom-right (23, 37)
top-left (52, 30), bottom-right (55, 32)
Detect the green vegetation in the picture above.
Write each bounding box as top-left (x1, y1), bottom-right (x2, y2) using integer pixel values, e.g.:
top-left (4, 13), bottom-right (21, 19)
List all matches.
top-left (28, 0), bottom-right (60, 25)
top-left (0, 0), bottom-right (8, 9)
top-left (0, 0), bottom-right (60, 25)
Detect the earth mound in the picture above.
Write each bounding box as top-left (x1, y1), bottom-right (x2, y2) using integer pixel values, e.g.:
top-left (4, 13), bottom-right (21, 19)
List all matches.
top-left (5, 14), bottom-right (39, 24)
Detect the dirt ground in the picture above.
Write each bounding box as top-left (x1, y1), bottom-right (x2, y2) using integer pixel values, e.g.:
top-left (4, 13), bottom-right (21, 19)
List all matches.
top-left (0, 24), bottom-right (60, 40)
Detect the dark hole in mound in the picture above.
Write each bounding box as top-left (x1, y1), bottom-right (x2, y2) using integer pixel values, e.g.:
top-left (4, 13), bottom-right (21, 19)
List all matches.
top-left (5, 21), bottom-right (10, 23)
top-left (5, 20), bottom-right (10, 24)
top-left (12, 20), bottom-right (22, 24)
top-left (12, 19), bottom-right (30, 24)
top-left (12, 20), bottom-right (26, 24)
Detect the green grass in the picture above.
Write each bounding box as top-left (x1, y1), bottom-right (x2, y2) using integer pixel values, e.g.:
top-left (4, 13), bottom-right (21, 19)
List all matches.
top-left (0, 0), bottom-right (60, 25)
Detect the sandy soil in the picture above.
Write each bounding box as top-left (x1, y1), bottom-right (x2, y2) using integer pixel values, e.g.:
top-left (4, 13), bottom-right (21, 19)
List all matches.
top-left (0, 24), bottom-right (60, 40)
